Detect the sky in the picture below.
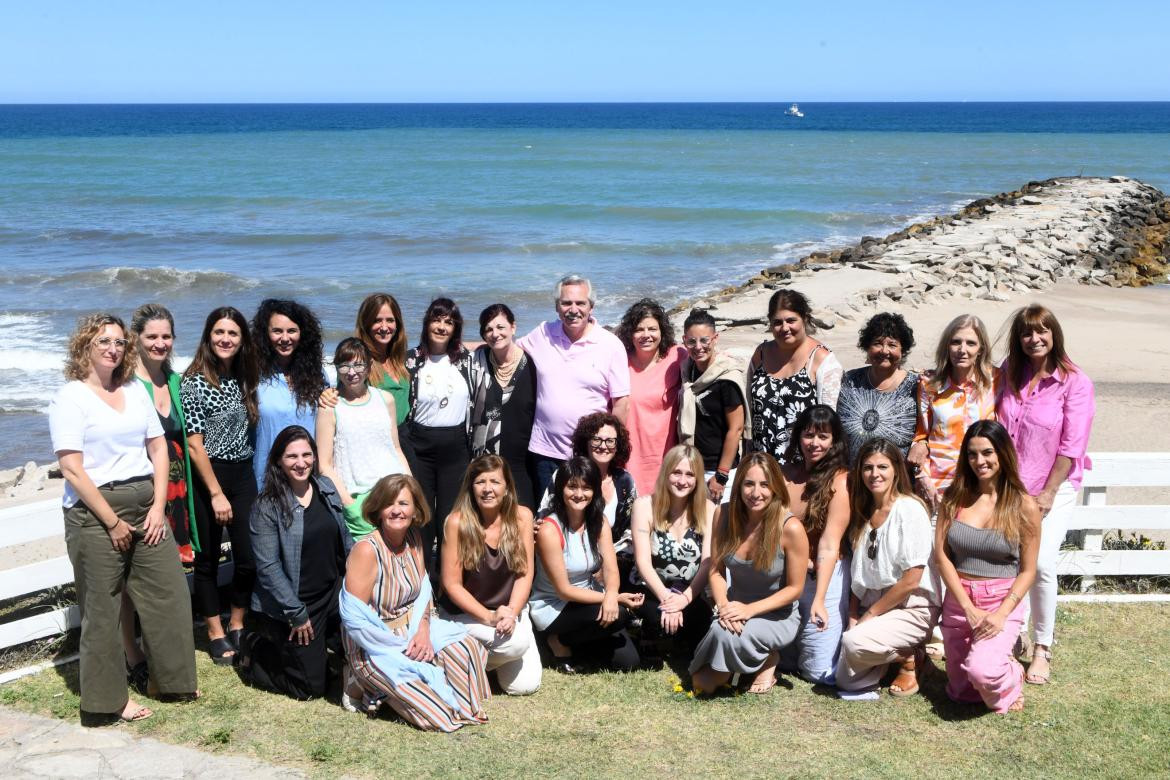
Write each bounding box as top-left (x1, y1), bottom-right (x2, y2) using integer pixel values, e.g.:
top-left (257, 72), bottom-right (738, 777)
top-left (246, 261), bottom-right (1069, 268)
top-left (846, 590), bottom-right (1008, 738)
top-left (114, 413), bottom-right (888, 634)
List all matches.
top-left (3, 1), bottom-right (1168, 103)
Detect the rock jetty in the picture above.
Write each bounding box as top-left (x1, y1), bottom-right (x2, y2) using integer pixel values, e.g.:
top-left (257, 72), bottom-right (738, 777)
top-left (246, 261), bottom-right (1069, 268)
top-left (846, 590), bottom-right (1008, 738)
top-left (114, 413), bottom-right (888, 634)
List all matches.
top-left (683, 176), bottom-right (1169, 324)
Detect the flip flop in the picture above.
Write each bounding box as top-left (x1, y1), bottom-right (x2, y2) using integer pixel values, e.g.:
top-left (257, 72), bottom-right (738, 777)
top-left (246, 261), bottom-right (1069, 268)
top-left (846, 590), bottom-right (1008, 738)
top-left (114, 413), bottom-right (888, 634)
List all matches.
top-left (747, 675), bottom-right (777, 694)
top-left (120, 702), bottom-right (153, 722)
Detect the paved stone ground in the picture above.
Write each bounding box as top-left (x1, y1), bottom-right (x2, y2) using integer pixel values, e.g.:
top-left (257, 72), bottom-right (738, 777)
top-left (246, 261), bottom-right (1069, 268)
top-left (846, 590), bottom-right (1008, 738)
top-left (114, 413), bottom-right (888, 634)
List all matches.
top-left (0, 705), bottom-right (306, 779)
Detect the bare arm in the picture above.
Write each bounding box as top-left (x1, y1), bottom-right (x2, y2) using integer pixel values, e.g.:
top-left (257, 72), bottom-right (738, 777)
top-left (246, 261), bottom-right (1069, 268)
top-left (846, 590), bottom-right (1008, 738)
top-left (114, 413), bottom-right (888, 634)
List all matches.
top-left (344, 542), bottom-right (377, 603)
top-left (187, 433), bottom-right (231, 523)
top-left (859, 566), bottom-right (924, 621)
top-left (708, 507), bottom-right (730, 608)
top-left (56, 451), bottom-right (129, 548)
top-left (506, 508), bottom-right (537, 614)
top-left (383, 391), bottom-right (412, 476)
top-left (935, 517), bottom-right (977, 617)
top-left (742, 517), bottom-right (809, 617)
top-left (535, 522), bottom-right (605, 605)
top-left (141, 435), bottom-right (170, 545)
top-left (611, 395), bottom-right (629, 425)
top-left (809, 472), bottom-right (850, 627)
top-left (314, 408), bottom-right (351, 505)
top-left (683, 502), bottom-right (716, 604)
top-left (631, 496), bottom-right (671, 602)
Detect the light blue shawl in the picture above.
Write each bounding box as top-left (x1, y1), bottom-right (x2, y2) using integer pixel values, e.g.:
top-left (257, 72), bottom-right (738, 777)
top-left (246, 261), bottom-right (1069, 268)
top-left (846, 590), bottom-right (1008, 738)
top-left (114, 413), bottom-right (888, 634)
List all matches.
top-left (339, 574), bottom-right (470, 710)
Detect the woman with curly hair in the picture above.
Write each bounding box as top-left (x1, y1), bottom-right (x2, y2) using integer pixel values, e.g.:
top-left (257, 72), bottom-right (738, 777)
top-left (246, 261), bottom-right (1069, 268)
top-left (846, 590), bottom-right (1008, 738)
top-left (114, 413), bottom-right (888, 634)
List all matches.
top-left (50, 313), bottom-right (197, 725)
top-left (181, 306), bottom-right (260, 665)
top-left (747, 290), bottom-right (843, 466)
top-left (617, 298), bottom-right (688, 494)
top-left (690, 451), bottom-right (808, 695)
top-left (908, 314), bottom-right (1000, 511)
top-left (780, 405), bottom-right (851, 685)
top-left (836, 312), bottom-right (920, 465)
top-left (936, 421), bottom-right (1039, 713)
top-left (251, 299), bottom-right (328, 490)
top-left (539, 412), bottom-right (638, 575)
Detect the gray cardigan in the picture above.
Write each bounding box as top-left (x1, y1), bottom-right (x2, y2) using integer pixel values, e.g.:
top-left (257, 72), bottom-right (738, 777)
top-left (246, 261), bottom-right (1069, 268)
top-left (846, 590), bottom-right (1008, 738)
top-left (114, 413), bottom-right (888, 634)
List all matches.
top-left (249, 474), bottom-right (354, 626)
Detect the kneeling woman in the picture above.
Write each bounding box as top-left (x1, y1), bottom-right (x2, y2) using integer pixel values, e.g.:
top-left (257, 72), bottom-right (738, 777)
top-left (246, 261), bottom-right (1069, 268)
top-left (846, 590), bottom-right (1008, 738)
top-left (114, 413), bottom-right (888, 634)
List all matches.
top-left (341, 474), bottom-right (490, 731)
top-left (690, 452), bottom-right (808, 695)
top-left (529, 457), bottom-right (644, 672)
top-left (936, 421), bottom-right (1040, 714)
top-left (836, 439), bottom-right (940, 699)
top-left (629, 444), bottom-right (714, 650)
top-left (440, 455), bottom-right (542, 695)
top-left (239, 425), bottom-right (352, 700)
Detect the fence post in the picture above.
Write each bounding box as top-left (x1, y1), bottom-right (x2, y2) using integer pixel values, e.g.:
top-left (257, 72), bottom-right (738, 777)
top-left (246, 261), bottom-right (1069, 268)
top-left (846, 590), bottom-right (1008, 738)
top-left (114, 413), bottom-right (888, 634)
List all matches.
top-left (1080, 486), bottom-right (1107, 592)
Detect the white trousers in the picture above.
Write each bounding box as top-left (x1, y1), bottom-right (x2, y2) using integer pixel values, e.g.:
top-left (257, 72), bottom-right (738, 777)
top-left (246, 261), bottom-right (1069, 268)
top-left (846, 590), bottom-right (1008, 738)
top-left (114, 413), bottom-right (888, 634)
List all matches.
top-left (444, 607), bottom-right (542, 695)
top-left (1026, 481), bottom-right (1076, 647)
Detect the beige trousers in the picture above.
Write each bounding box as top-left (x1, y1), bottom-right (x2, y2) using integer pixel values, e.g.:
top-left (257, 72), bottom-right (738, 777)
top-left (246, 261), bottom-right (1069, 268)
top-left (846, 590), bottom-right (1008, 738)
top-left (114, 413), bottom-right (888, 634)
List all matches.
top-left (835, 588), bottom-right (939, 692)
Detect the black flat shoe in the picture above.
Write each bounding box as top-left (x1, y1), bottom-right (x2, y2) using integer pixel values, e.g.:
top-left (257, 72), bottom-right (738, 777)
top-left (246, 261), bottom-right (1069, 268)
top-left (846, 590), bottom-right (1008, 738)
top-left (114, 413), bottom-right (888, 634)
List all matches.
top-left (227, 628), bottom-right (244, 652)
top-left (209, 637), bottom-right (236, 666)
top-left (552, 660), bottom-right (583, 675)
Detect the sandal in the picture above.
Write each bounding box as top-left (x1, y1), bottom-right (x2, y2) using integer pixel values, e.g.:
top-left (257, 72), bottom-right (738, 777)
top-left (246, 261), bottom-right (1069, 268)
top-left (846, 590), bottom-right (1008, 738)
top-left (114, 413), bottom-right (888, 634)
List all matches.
top-left (209, 637), bottom-right (236, 666)
top-left (227, 628), bottom-right (244, 652)
top-left (1026, 647), bottom-right (1052, 685)
top-left (747, 674), bottom-right (777, 694)
top-left (120, 701), bottom-right (153, 722)
top-left (126, 660), bottom-right (149, 697)
top-left (888, 654), bottom-right (920, 697)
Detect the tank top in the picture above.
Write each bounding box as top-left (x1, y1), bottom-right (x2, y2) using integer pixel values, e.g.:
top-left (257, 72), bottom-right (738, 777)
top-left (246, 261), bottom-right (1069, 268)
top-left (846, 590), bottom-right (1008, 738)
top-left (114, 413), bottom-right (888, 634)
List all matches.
top-left (528, 514), bottom-right (601, 630)
top-left (332, 389), bottom-right (406, 495)
top-left (946, 517), bottom-right (1020, 578)
top-left (446, 543), bottom-right (516, 613)
top-left (749, 346), bottom-right (822, 465)
top-left (633, 526), bottom-right (703, 589)
top-left (724, 516), bottom-right (795, 618)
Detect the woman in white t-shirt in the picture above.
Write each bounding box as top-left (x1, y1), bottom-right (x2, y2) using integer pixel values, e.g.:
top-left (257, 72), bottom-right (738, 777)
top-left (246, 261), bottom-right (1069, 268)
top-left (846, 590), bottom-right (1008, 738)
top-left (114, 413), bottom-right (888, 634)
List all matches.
top-left (402, 298), bottom-right (479, 571)
top-left (49, 313), bottom-right (198, 726)
top-left (835, 438), bottom-right (940, 700)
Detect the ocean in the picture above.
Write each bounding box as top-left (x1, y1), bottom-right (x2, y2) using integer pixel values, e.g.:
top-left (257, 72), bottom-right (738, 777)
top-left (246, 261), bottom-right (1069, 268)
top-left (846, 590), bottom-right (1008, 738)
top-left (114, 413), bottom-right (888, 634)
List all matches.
top-left (2, 102), bottom-right (1169, 469)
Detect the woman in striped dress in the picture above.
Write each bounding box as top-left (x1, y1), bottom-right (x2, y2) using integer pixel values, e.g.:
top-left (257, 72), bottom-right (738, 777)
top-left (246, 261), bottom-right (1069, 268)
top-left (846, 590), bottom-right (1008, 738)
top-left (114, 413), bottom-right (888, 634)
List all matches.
top-left (341, 474), bottom-right (490, 731)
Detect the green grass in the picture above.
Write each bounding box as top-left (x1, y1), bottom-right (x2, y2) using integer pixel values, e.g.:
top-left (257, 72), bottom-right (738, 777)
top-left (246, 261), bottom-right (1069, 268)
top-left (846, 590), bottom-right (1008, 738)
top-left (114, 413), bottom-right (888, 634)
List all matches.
top-left (2, 603), bottom-right (1169, 779)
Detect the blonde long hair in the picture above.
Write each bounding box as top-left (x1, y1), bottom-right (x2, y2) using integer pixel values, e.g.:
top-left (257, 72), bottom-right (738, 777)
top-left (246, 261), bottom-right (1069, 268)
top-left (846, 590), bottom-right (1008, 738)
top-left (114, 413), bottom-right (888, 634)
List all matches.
top-left (938, 421), bottom-right (1034, 544)
top-left (712, 452), bottom-right (790, 572)
top-left (930, 314), bottom-right (995, 395)
top-left (448, 455), bottom-right (528, 576)
top-left (650, 445), bottom-right (708, 533)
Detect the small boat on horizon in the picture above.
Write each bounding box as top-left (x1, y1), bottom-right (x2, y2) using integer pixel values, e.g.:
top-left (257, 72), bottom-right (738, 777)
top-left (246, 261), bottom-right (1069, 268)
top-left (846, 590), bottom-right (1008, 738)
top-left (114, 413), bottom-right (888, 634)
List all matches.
top-left (786, 103), bottom-right (804, 118)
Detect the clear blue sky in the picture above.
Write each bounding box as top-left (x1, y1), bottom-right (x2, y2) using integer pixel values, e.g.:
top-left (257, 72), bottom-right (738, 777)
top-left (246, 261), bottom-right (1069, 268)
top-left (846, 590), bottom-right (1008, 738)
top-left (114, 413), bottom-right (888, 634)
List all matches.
top-left (4, 1), bottom-right (1167, 102)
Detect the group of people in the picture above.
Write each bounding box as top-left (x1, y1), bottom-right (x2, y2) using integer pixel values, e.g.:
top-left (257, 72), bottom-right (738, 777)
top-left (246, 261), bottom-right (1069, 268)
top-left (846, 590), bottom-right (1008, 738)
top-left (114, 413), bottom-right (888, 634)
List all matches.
top-left (48, 272), bottom-right (1094, 730)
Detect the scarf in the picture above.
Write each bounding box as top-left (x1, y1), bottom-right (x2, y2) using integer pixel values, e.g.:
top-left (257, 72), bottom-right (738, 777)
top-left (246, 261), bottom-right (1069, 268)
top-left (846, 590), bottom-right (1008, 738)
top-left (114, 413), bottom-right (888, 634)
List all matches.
top-left (338, 574), bottom-right (469, 711)
top-left (677, 350), bottom-right (752, 445)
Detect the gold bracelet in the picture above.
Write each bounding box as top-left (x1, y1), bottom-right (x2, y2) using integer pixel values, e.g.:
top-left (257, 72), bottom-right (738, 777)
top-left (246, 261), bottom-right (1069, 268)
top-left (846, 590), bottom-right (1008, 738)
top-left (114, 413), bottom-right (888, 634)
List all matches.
top-left (1006, 592), bottom-right (1022, 603)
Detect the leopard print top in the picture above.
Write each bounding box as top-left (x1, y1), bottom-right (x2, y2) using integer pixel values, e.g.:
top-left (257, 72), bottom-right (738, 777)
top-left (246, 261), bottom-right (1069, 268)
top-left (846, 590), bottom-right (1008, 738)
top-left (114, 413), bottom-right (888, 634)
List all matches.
top-left (180, 373), bottom-right (254, 461)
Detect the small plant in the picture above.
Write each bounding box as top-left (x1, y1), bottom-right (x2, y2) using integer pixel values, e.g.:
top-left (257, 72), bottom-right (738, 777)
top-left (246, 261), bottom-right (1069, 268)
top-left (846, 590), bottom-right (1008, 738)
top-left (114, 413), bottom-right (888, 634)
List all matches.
top-left (309, 741), bottom-right (341, 762)
top-left (1102, 530), bottom-right (1166, 552)
top-left (202, 727), bottom-right (232, 746)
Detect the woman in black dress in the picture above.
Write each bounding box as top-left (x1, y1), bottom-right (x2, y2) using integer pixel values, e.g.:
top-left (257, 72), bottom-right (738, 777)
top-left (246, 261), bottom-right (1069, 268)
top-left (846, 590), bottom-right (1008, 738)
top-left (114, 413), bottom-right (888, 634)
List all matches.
top-left (471, 304), bottom-right (538, 509)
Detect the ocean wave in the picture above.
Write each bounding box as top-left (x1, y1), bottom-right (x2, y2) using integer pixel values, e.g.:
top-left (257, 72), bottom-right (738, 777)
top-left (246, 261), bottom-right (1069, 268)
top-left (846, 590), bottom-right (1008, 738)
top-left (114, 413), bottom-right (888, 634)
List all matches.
top-left (0, 349), bottom-right (63, 372)
top-left (2, 266), bottom-right (260, 293)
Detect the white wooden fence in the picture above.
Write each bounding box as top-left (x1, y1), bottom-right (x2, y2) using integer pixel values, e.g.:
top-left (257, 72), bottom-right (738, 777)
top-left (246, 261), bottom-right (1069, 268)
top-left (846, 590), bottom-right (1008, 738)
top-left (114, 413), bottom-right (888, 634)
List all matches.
top-left (0, 452), bottom-right (1166, 654)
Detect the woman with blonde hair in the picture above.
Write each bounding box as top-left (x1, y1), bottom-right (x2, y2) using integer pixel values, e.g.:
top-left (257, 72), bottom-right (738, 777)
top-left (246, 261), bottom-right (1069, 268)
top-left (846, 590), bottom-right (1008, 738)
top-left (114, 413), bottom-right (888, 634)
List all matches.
top-left (340, 473), bottom-right (490, 731)
top-left (997, 305), bottom-right (1094, 685)
top-left (50, 313), bottom-right (197, 724)
top-left (836, 439), bottom-right (939, 700)
top-left (629, 444), bottom-right (715, 650)
top-left (936, 421), bottom-right (1040, 714)
top-left (439, 455), bottom-right (541, 695)
top-left (908, 314), bottom-right (1000, 510)
top-left (689, 452), bottom-right (808, 695)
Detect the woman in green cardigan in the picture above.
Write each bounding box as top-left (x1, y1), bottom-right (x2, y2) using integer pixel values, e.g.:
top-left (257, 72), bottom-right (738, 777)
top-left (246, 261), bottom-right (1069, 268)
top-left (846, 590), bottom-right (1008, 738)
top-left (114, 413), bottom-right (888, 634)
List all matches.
top-left (123, 303), bottom-right (199, 691)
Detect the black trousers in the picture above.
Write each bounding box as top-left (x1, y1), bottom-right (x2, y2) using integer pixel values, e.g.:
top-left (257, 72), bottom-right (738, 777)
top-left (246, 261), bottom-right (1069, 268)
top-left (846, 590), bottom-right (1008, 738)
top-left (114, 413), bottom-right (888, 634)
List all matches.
top-left (632, 586), bottom-right (713, 648)
top-left (240, 605), bottom-right (341, 701)
top-left (545, 601), bottom-right (640, 671)
top-left (404, 422), bottom-right (469, 570)
top-left (192, 458), bottom-right (257, 619)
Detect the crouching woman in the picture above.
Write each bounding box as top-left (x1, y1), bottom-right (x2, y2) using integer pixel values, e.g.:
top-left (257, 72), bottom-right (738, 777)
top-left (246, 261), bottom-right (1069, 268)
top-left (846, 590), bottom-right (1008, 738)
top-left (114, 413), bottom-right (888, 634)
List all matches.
top-left (835, 439), bottom-right (940, 700)
top-left (238, 425), bottom-right (352, 700)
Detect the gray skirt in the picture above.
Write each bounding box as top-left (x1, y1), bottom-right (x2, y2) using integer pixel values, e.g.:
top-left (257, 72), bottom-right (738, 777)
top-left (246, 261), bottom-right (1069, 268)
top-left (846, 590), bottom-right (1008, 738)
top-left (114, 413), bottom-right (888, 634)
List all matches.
top-left (689, 605), bottom-right (800, 675)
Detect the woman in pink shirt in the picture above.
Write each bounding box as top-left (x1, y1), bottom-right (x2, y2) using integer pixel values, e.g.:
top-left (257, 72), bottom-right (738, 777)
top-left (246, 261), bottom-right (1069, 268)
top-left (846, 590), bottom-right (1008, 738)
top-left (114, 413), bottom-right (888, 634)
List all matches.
top-left (997, 305), bottom-right (1094, 685)
top-left (618, 299), bottom-right (688, 495)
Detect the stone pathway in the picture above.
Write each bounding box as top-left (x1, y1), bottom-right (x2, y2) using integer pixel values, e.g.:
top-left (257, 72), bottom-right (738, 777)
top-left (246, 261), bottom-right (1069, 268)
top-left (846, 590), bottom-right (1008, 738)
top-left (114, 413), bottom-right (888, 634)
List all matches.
top-left (0, 705), bottom-right (306, 779)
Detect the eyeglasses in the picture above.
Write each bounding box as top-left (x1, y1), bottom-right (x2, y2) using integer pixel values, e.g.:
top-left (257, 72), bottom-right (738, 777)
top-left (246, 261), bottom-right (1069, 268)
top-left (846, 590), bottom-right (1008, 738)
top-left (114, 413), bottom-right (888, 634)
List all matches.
top-left (683, 337), bottom-right (713, 348)
top-left (337, 362), bottom-right (368, 374)
top-left (94, 337), bottom-right (129, 351)
top-left (589, 436), bottom-right (617, 449)
top-left (867, 529), bottom-right (878, 560)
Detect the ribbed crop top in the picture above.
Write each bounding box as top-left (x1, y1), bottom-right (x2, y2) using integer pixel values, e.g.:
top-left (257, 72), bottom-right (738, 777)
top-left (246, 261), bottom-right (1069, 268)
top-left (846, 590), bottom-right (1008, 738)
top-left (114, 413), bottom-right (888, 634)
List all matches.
top-left (945, 518), bottom-right (1020, 579)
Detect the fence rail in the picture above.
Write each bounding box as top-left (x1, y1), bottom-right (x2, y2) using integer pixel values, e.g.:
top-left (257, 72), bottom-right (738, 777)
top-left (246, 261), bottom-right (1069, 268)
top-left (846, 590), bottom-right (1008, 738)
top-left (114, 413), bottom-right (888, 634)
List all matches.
top-left (1, 452), bottom-right (1167, 652)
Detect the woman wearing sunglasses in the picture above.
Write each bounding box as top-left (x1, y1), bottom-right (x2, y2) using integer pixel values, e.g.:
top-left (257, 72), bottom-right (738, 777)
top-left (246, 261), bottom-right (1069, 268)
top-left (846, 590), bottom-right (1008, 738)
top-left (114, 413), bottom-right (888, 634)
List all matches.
top-left (835, 438), bottom-right (940, 700)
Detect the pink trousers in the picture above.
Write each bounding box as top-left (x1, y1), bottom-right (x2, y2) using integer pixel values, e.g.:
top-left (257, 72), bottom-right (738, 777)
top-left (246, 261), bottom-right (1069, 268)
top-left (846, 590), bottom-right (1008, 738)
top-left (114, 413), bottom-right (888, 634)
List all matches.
top-left (940, 577), bottom-right (1026, 713)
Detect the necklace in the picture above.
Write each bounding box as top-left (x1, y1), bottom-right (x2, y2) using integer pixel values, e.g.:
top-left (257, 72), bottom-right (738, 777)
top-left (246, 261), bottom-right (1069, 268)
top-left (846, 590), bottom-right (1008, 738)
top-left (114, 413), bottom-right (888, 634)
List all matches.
top-left (490, 348), bottom-right (520, 387)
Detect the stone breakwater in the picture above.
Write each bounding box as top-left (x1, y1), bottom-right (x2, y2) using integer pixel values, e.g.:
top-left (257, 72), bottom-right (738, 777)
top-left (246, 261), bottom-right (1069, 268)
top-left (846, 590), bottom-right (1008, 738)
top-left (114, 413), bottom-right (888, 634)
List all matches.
top-left (679, 176), bottom-right (1169, 325)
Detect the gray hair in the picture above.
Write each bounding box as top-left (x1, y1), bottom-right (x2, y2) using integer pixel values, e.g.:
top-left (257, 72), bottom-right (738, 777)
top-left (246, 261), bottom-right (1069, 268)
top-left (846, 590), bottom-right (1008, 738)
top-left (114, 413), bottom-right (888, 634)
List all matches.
top-left (554, 274), bottom-right (595, 306)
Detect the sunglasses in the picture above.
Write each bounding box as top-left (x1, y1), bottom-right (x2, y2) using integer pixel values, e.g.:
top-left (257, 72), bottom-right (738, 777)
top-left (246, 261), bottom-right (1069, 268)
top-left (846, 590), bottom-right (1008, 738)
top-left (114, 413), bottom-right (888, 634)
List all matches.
top-left (867, 528), bottom-right (878, 560)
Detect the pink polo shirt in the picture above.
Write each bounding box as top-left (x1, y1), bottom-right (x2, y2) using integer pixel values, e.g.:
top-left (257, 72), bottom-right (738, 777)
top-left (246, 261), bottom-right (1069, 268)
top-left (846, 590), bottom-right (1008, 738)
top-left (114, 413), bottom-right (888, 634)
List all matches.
top-left (996, 364), bottom-right (1095, 495)
top-left (518, 319), bottom-right (631, 459)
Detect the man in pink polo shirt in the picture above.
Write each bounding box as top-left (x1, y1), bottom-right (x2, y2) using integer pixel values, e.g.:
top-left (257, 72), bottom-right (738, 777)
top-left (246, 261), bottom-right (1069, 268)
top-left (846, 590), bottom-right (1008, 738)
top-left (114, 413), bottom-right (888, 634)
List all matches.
top-left (518, 274), bottom-right (630, 496)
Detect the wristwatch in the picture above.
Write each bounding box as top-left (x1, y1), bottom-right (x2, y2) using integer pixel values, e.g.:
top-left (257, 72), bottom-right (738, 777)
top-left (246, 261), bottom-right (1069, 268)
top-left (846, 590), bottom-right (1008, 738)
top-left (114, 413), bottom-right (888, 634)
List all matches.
top-left (714, 471), bottom-right (729, 486)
